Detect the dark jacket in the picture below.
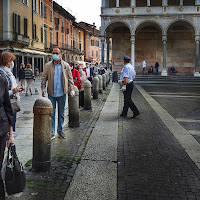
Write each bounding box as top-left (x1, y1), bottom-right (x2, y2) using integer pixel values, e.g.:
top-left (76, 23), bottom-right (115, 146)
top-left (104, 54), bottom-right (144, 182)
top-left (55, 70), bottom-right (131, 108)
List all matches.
top-left (25, 68), bottom-right (34, 79)
top-left (0, 76), bottom-right (13, 136)
top-left (18, 68), bottom-right (25, 80)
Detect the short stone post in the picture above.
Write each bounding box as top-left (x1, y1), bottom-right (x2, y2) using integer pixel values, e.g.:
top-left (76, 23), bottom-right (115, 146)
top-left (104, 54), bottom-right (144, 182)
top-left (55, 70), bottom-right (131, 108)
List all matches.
top-left (102, 74), bottom-right (106, 90)
top-left (84, 80), bottom-right (92, 110)
top-left (106, 72), bottom-right (109, 85)
top-left (98, 75), bottom-right (103, 93)
top-left (68, 86), bottom-right (79, 127)
top-left (93, 76), bottom-right (99, 99)
top-left (32, 98), bottom-right (53, 172)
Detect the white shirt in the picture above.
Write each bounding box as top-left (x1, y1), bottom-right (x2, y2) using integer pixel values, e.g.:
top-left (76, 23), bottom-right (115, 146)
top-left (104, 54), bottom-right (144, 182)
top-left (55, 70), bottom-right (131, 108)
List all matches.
top-left (142, 61), bottom-right (146, 68)
top-left (86, 67), bottom-right (90, 78)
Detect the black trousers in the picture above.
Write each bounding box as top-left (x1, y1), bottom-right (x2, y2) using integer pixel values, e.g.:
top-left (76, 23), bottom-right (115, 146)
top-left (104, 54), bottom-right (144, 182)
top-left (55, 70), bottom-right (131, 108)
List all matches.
top-left (79, 91), bottom-right (84, 107)
top-left (122, 81), bottom-right (139, 116)
top-left (0, 134), bottom-right (7, 200)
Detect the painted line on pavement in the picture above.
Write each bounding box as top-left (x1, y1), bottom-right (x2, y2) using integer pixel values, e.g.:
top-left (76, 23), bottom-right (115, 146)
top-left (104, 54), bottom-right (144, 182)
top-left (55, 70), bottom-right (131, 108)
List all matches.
top-left (136, 85), bottom-right (200, 169)
top-left (176, 118), bottom-right (200, 123)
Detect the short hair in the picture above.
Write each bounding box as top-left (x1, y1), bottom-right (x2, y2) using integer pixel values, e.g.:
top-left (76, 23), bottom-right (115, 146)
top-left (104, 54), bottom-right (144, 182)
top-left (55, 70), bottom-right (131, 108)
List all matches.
top-left (52, 47), bottom-right (62, 54)
top-left (20, 63), bottom-right (25, 67)
top-left (0, 51), bottom-right (15, 66)
top-left (26, 63), bottom-right (32, 68)
top-left (124, 59), bottom-right (130, 63)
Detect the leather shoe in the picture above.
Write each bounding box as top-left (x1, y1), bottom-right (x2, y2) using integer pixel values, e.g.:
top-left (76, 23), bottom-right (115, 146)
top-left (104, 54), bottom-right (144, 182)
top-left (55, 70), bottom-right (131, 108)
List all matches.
top-left (131, 113), bottom-right (140, 119)
top-left (120, 113), bottom-right (127, 117)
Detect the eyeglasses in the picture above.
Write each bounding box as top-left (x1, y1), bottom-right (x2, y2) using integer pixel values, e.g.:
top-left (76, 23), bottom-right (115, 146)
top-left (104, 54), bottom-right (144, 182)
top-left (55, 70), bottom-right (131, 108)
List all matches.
top-left (52, 52), bottom-right (60, 55)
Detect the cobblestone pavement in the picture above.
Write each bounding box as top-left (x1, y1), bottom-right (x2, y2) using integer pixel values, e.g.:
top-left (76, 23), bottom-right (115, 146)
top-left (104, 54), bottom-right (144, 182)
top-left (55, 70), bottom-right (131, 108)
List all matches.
top-left (118, 83), bottom-right (200, 200)
top-left (6, 84), bottom-right (112, 200)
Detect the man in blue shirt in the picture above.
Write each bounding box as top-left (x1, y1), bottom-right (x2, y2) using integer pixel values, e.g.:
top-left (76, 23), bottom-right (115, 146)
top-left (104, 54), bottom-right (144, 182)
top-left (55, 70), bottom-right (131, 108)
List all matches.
top-left (120, 55), bottom-right (140, 118)
top-left (41, 48), bottom-right (75, 139)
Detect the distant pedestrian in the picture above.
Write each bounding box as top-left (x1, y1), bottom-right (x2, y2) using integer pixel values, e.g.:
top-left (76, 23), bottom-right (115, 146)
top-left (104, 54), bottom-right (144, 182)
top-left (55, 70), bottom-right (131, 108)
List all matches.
top-left (25, 64), bottom-right (35, 96)
top-left (77, 64), bottom-right (87, 107)
top-left (0, 76), bottom-right (14, 200)
top-left (155, 61), bottom-right (159, 75)
top-left (142, 60), bottom-right (146, 75)
top-left (148, 66), bottom-right (153, 75)
top-left (18, 63), bottom-right (25, 86)
top-left (41, 48), bottom-right (75, 140)
top-left (85, 62), bottom-right (93, 83)
top-left (120, 55), bottom-right (140, 118)
top-left (0, 51), bottom-right (25, 137)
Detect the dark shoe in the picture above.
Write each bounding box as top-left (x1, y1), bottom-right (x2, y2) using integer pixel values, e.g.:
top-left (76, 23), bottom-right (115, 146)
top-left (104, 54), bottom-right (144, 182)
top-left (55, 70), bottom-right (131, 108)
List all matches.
top-left (58, 131), bottom-right (66, 139)
top-left (132, 112), bottom-right (140, 119)
top-left (120, 113), bottom-right (127, 117)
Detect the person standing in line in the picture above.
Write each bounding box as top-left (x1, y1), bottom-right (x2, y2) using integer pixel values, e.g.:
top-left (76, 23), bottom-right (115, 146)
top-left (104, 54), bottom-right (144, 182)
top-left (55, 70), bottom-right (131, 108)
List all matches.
top-left (0, 52), bottom-right (25, 137)
top-left (41, 48), bottom-right (75, 140)
top-left (142, 60), bottom-right (146, 75)
top-left (0, 76), bottom-right (15, 200)
top-left (18, 63), bottom-right (25, 86)
top-left (25, 64), bottom-right (35, 96)
top-left (155, 61), bottom-right (159, 75)
top-left (120, 55), bottom-right (140, 119)
top-left (85, 62), bottom-right (93, 83)
top-left (77, 64), bottom-right (87, 107)
top-left (70, 62), bottom-right (81, 90)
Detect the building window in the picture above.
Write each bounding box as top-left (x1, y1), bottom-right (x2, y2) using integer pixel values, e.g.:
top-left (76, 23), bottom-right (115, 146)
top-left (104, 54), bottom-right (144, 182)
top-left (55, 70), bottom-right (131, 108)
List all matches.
top-left (50, 9), bottom-right (53, 22)
top-left (96, 51), bottom-right (98, 57)
top-left (41, 27), bottom-right (43, 43)
top-left (22, 0), bottom-right (28, 5)
top-left (50, 31), bottom-right (53, 47)
top-left (41, 1), bottom-right (43, 16)
top-left (55, 17), bottom-right (59, 30)
top-left (62, 33), bottom-right (64, 47)
top-left (44, 5), bottom-right (47, 18)
top-left (33, 0), bottom-right (37, 12)
top-left (91, 40), bottom-right (94, 46)
top-left (24, 18), bottom-right (28, 37)
top-left (13, 13), bottom-right (20, 36)
top-left (79, 31), bottom-right (81, 40)
top-left (92, 50), bottom-right (94, 57)
top-left (56, 32), bottom-right (58, 45)
top-left (79, 43), bottom-right (81, 51)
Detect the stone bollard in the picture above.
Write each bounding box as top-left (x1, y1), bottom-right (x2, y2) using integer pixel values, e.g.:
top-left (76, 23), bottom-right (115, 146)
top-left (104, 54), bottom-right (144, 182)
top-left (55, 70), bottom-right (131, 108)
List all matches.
top-left (106, 73), bottom-right (109, 85)
top-left (84, 80), bottom-right (92, 110)
top-left (98, 75), bottom-right (103, 94)
top-left (93, 76), bottom-right (99, 99)
top-left (68, 86), bottom-right (79, 127)
top-left (112, 71), bottom-right (118, 82)
top-left (102, 74), bottom-right (106, 90)
top-left (108, 70), bottom-right (111, 82)
top-left (32, 98), bottom-right (53, 172)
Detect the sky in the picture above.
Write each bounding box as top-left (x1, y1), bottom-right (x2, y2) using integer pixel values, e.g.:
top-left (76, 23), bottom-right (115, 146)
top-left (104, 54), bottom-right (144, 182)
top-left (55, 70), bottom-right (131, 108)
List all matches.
top-left (54, 0), bottom-right (101, 29)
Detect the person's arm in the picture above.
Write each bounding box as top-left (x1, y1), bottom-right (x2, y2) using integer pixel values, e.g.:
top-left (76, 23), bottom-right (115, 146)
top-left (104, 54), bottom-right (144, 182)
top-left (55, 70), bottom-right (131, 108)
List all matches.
top-left (66, 64), bottom-right (75, 97)
top-left (41, 64), bottom-right (48, 97)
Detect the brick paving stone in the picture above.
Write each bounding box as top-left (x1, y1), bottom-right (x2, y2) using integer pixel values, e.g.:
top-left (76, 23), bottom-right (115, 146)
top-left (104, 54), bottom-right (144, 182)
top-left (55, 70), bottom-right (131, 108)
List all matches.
top-left (6, 85), bottom-right (112, 200)
top-left (118, 85), bottom-right (200, 199)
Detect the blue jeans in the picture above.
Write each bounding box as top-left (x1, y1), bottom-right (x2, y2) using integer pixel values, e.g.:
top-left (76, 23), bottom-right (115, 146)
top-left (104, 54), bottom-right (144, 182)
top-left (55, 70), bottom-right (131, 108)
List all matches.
top-left (48, 94), bottom-right (66, 136)
top-left (13, 112), bottom-right (17, 132)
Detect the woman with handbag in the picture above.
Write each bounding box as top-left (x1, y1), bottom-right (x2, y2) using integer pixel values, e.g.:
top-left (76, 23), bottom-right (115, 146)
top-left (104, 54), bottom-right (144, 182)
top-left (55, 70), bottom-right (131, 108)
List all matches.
top-left (0, 76), bottom-right (14, 200)
top-left (0, 52), bottom-right (25, 136)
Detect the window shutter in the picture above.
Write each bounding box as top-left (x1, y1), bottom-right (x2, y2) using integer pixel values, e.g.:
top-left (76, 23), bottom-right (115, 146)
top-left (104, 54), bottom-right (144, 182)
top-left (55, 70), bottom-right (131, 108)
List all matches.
top-left (18, 15), bottom-right (20, 35)
top-left (36, 0), bottom-right (38, 13)
top-left (41, 27), bottom-right (43, 43)
top-left (33, 0), bottom-right (35, 11)
top-left (13, 13), bottom-right (16, 33)
top-left (24, 18), bottom-right (28, 37)
top-left (35, 24), bottom-right (37, 39)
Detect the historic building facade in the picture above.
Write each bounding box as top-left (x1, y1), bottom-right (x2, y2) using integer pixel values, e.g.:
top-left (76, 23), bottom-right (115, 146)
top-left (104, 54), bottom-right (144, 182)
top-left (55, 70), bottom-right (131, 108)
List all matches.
top-left (101, 0), bottom-right (200, 76)
top-left (0, 0), bottom-right (47, 75)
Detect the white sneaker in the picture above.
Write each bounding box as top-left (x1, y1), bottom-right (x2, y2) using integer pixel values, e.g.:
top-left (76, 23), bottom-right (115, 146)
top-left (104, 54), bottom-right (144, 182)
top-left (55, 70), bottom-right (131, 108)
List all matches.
top-left (51, 135), bottom-right (56, 140)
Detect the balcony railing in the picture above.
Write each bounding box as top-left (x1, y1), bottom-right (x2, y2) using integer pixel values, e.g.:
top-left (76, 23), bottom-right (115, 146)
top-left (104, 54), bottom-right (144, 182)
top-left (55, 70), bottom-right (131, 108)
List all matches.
top-left (102, 6), bottom-right (199, 16)
top-left (0, 31), bottom-right (30, 47)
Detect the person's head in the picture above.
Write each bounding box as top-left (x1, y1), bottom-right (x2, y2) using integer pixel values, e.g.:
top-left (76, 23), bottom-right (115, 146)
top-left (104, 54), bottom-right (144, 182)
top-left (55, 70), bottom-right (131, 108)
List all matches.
top-left (20, 63), bottom-right (25, 69)
top-left (52, 48), bottom-right (62, 62)
top-left (0, 51), bottom-right (15, 69)
top-left (77, 65), bottom-right (83, 73)
top-left (26, 64), bottom-right (32, 69)
top-left (123, 55), bottom-right (130, 65)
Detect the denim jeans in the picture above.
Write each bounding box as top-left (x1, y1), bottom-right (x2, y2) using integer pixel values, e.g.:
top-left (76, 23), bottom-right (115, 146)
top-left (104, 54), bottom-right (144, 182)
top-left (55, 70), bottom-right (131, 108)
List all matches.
top-left (48, 94), bottom-right (66, 136)
top-left (13, 112), bottom-right (17, 132)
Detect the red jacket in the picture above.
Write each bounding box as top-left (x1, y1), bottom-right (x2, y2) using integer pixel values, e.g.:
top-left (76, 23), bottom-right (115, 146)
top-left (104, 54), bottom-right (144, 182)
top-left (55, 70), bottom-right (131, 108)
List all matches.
top-left (83, 68), bottom-right (87, 76)
top-left (71, 68), bottom-right (81, 89)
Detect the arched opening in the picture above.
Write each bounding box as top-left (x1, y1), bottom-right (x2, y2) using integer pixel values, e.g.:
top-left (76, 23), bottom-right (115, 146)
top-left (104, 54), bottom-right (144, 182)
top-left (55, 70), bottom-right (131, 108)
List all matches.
top-left (167, 21), bottom-right (195, 74)
top-left (151, 0), bottom-right (162, 6)
top-left (105, 22), bottom-right (131, 71)
top-left (135, 22), bottom-right (162, 74)
top-left (67, 55), bottom-right (70, 62)
top-left (119, 0), bottom-right (130, 7)
top-left (183, 0), bottom-right (195, 6)
top-left (108, 0), bottom-right (115, 8)
top-left (136, 0), bottom-right (146, 7)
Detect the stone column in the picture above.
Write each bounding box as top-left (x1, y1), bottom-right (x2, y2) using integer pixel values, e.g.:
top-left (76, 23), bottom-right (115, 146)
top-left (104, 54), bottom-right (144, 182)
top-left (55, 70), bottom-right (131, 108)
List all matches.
top-left (116, 0), bottom-right (119, 7)
top-left (106, 38), bottom-right (110, 69)
top-left (131, 0), bottom-right (136, 7)
top-left (194, 36), bottom-right (200, 77)
top-left (147, 0), bottom-right (151, 6)
top-left (180, 0), bottom-right (183, 6)
top-left (131, 35), bottom-right (135, 69)
top-left (102, 0), bottom-right (106, 7)
top-left (162, 0), bottom-right (168, 6)
top-left (101, 37), bottom-right (105, 64)
top-left (195, 0), bottom-right (200, 6)
top-left (161, 35), bottom-right (168, 76)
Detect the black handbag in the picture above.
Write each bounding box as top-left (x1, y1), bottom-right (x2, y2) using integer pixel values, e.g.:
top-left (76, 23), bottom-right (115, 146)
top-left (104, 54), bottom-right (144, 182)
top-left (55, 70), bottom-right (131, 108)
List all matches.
top-left (5, 145), bottom-right (26, 195)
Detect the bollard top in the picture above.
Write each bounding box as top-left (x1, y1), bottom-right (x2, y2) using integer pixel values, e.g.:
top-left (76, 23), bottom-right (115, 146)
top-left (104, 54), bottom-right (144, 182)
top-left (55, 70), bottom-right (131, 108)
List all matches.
top-left (84, 80), bottom-right (91, 88)
top-left (98, 75), bottom-right (102, 80)
top-left (102, 74), bottom-right (106, 77)
top-left (34, 97), bottom-right (52, 108)
top-left (93, 76), bottom-right (99, 83)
